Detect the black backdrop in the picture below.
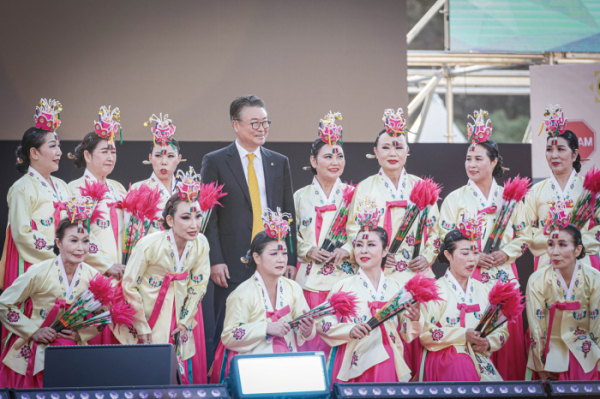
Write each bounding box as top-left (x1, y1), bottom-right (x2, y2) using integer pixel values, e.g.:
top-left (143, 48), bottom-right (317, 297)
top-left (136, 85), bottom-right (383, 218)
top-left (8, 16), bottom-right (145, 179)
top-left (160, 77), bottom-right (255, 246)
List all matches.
top-left (0, 140), bottom-right (533, 362)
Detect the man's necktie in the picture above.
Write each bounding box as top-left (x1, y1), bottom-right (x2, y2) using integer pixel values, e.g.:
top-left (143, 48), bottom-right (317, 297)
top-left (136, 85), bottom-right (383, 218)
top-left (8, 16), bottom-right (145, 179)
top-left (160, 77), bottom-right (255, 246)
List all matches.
top-left (247, 153), bottom-right (263, 240)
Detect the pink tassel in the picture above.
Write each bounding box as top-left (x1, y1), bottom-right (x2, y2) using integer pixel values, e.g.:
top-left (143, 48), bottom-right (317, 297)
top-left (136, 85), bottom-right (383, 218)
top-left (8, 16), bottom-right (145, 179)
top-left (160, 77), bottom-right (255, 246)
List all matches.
top-left (89, 274), bottom-right (116, 305)
top-left (405, 273), bottom-right (443, 304)
top-left (583, 166), bottom-right (600, 194)
top-left (199, 182), bottom-right (227, 212)
top-left (80, 180), bottom-right (110, 203)
top-left (328, 289), bottom-right (360, 319)
top-left (502, 175), bottom-right (531, 202)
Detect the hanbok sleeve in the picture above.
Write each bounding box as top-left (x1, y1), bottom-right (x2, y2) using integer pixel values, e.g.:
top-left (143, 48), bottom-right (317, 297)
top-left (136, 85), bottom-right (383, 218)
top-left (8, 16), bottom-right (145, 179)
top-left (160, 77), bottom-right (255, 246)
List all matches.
top-left (398, 311), bottom-right (424, 344)
top-left (0, 267), bottom-right (40, 340)
top-left (221, 295), bottom-right (268, 353)
top-left (421, 202), bottom-right (441, 266)
top-left (419, 295), bottom-right (468, 351)
top-left (121, 243), bottom-right (151, 335)
top-left (82, 231), bottom-right (115, 274)
top-left (179, 237), bottom-right (210, 328)
top-left (525, 275), bottom-right (547, 372)
top-left (294, 190), bottom-right (312, 260)
top-left (292, 284), bottom-right (315, 346)
top-left (316, 287), bottom-right (355, 347)
top-left (498, 201), bottom-right (531, 264)
top-left (438, 193), bottom-right (458, 241)
top-left (485, 320), bottom-right (509, 354)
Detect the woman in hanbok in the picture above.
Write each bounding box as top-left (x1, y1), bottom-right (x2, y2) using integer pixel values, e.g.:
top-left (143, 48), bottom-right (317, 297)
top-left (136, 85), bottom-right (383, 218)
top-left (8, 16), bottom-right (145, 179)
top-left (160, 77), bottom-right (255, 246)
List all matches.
top-left (419, 228), bottom-right (508, 382)
top-left (0, 214), bottom-right (103, 388)
top-left (120, 169), bottom-right (210, 384)
top-left (319, 198), bottom-right (422, 384)
top-left (1, 99), bottom-right (70, 291)
top-left (437, 110), bottom-right (528, 380)
top-left (526, 221), bottom-right (600, 381)
top-left (294, 112), bottom-right (356, 355)
top-left (130, 113), bottom-right (182, 235)
top-left (524, 105), bottom-right (600, 271)
top-left (68, 106), bottom-right (127, 280)
top-left (210, 209), bottom-right (316, 383)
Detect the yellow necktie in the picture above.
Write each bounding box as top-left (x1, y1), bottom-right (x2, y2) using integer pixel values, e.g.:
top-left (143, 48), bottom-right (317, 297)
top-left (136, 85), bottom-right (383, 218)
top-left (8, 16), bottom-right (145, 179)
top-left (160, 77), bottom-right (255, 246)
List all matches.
top-left (247, 153), bottom-right (263, 240)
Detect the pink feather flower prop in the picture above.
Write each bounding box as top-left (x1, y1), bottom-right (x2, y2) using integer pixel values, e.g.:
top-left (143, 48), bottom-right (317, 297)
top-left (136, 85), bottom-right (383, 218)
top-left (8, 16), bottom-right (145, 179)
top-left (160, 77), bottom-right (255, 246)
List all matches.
top-left (342, 183), bottom-right (357, 204)
top-left (136, 185), bottom-right (162, 221)
top-left (422, 177), bottom-right (442, 207)
top-left (199, 182), bottom-right (227, 212)
top-left (327, 289), bottom-right (360, 319)
top-left (79, 180), bottom-right (109, 202)
top-left (119, 187), bottom-right (141, 213)
top-left (502, 175), bottom-right (531, 202)
top-left (110, 300), bottom-right (136, 330)
top-left (409, 179), bottom-right (428, 211)
top-left (583, 166), bottom-right (600, 194)
top-left (405, 273), bottom-right (443, 305)
top-left (476, 279), bottom-right (525, 337)
top-left (88, 274), bottom-right (115, 305)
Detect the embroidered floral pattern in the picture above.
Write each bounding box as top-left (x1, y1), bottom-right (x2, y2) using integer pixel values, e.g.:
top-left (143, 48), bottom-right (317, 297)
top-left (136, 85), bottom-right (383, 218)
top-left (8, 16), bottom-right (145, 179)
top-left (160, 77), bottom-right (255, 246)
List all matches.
top-left (573, 311), bottom-right (586, 320)
top-left (34, 237), bottom-right (47, 250)
top-left (233, 328), bottom-right (245, 340)
top-left (322, 322), bottom-right (332, 333)
top-left (395, 261), bottom-right (407, 272)
top-left (446, 317), bottom-right (460, 326)
top-left (591, 309), bottom-right (599, 320)
top-left (341, 262), bottom-right (354, 274)
top-left (432, 329), bottom-right (444, 341)
top-left (389, 332), bottom-right (396, 344)
top-left (7, 310), bottom-right (20, 323)
top-left (433, 238), bottom-right (441, 250)
top-left (321, 264), bottom-right (334, 275)
top-left (17, 345), bottom-right (32, 360)
top-left (351, 352), bottom-right (359, 366)
top-left (580, 340), bottom-right (592, 358)
top-left (89, 243), bottom-right (98, 254)
top-left (496, 270), bottom-right (509, 282)
top-left (573, 327), bottom-right (586, 336)
top-left (406, 235), bottom-right (415, 246)
top-left (401, 249), bottom-right (410, 260)
top-left (129, 326), bottom-right (138, 338)
top-left (481, 272), bottom-right (490, 284)
top-left (306, 263), bottom-right (312, 276)
top-left (521, 243), bottom-right (528, 254)
top-left (181, 332), bottom-right (189, 343)
top-left (596, 231), bottom-right (600, 242)
top-left (500, 334), bottom-right (505, 346)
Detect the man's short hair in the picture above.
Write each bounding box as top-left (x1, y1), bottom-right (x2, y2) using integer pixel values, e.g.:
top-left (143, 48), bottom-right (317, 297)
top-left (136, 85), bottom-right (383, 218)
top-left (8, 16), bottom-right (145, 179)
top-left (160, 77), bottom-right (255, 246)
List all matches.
top-left (230, 95), bottom-right (266, 122)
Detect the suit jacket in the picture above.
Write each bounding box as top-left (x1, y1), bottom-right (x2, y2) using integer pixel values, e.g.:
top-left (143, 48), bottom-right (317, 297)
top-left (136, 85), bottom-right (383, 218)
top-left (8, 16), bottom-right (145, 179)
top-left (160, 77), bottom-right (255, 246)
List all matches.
top-left (201, 142), bottom-right (297, 283)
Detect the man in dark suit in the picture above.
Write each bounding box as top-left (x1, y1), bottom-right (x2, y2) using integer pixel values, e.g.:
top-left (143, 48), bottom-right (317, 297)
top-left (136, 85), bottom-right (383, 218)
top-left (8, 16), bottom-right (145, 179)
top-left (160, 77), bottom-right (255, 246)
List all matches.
top-left (201, 95), bottom-right (297, 352)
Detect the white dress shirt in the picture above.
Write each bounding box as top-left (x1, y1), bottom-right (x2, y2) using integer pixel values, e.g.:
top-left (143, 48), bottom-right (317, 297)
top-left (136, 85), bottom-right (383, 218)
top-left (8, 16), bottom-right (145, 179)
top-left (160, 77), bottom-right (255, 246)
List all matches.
top-left (235, 139), bottom-right (268, 212)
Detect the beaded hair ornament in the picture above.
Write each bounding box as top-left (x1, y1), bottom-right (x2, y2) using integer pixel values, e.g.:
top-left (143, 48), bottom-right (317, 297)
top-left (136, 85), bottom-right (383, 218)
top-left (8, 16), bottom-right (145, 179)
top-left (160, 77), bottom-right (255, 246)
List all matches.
top-left (458, 210), bottom-right (486, 250)
top-left (466, 109), bottom-right (492, 151)
top-left (355, 197), bottom-right (382, 240)
top-left (66, 195), bottom-right (99, 234)
top-left (543, 198), bottom-right (570, 238)
top-left (319, 111), bottom-right (343, 152)
top-left (262, 207), bottom-right (292, 250)
top-left (539, 104), bottom-right (568, 146)
top-left (175, 167), bottom-right (201, 212)
top-left (94, 106), bottom-right (122, 150)
top-left (382, 108), bottom-right (406, 147)
top-left (144, 113), bottom-right (177, 156)
top-left (35, 99), bottom-right (62, 136)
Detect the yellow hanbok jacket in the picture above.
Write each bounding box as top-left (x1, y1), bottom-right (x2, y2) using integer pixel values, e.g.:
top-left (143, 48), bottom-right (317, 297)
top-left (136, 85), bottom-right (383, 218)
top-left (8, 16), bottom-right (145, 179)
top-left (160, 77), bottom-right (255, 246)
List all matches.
top-left (119, 230), bottom-right (210, 360)
top-left (68, 170), bottom-right (127, 273)
top-left (524, 171), bottom-right (600, 269)
top-left (318, 270), bottom-right (423, 382)
top-left (419, 271), bottom-right (508, 381)
top-left (1, 167), bottom-right (70, 288)
top-left (437, 180), bottom-right (530, 288)
top-left (0, 257), bottom-right (100, 375)
top-left (526, 262), bottom-right (600, 374)
top-left (294, 178), bottom-right (357, 292)
top-left (129, 172), bottom-right (176, 236)
top-left (221, 271), bottom-right (316, 354)
top-left (345, 169), bottom-right (439, 285)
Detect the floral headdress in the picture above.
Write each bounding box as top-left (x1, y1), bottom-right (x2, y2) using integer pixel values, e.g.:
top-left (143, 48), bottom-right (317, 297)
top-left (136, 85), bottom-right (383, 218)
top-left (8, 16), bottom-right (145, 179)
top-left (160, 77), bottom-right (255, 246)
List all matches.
top-left (539, 104), bottom-right (568, 145)
top-left (459, 210), bottom-right (486, 250)
top-left (467, 109), bottom-right (492, 151)
top-left (355, 197), bottom-right (381, 239)
top-left (262, 207), bottom-right (292, 250)
top-left (318, 111), bottom-right (343, 150)
top-left (543, 198), bottom-right (570, 238)
top-left (382, 108), bottom-right (407, 138)
top-left (144, 113), bottom-right (177, 156)
top-left (94, 106), bottom-right (122, 150)
top-left (35, 98), bottom-right (62, 135)
top-left (175, 167), bottom-right (201, 212)
top-left (66, 195), bottom-right (102, 234)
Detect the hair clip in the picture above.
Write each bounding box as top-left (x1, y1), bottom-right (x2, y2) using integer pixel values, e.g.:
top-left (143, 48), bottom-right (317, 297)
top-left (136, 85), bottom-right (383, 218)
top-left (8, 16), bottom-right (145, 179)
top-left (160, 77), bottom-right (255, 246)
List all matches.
top-left (366, 154), bottom-right (377, 159)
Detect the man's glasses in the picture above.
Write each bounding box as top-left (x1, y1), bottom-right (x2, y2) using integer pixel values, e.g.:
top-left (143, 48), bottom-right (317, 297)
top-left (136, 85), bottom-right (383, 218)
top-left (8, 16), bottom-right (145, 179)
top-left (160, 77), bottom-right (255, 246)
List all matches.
top-left (235, 119), bottom-right (272, 130)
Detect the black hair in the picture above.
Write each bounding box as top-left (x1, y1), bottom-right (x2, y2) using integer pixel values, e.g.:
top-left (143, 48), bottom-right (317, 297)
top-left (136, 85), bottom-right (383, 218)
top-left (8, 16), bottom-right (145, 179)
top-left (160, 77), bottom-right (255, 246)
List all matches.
top-left (437, 229), bottom-right (470, 264)
top-left (162, 193), bottom-right (185, 230)
top-left (558, 224), bottom-right (586, 260)
top-left (547, 130), bottom-right (582, 173)
top-left (71, 132), bottom-right (105, 168)
top-left (374, 129), bottom-right (407, 148)
top-left (241, 231), bottom-right (285, 269)
top-left (15, 127), bottom-right (54, 174)
top-left (53, 218), bottom-right (81, 255)
top-left (149, 137), bottom-right (181, 154)
top-left (353, 226), bottom-right (389, 268)
top-left (230, 95), bottom-right (266, 122)
top-left (308, 138), bottom-right (344, 175)
top-left (475, 140), bottom-right (505, 178)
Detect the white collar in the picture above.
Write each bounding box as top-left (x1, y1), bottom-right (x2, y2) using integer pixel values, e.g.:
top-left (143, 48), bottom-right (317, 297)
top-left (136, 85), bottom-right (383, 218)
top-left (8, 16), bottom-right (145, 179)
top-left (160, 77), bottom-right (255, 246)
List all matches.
top-left (554, 261), bottom-right (579, 300)
top-left (151, 172), bottom-right (176, 195)
top-left (445, 269), bottom-right (473, 301)
top-left (468, 179), bottom-right (497, 207)
top-left (235, 139), bottom-right (262, 161)
top-left (254, 270), bottom-right (282, 312)
top-left (28, 166), bottom-right (57, 195)
top-left (379, 167), bottom-right (406, 196)
top-left (550, 169), bottom-right (577, 198)
top-left (168, 229), bottom-right (190, 269)
top-left (359, 268), bottom-right (385, 298)
top-left (56, 255), bottom-right (82, 298)
top-left (312, 177), bottom-right (341, 204)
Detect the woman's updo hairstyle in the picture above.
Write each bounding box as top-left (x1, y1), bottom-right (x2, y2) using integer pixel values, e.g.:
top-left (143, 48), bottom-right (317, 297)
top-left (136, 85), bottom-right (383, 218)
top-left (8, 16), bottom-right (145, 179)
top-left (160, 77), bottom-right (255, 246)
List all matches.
top-left (353, 226), bottom-right (389, 268)
top-left (162, 193), bottom-right (185, 230)
top-left (561, 224), bottom-right (586, 260)
top-left (306, 138), bottom-right (340, 175)
top-left (437, 229), bottom-right (470, 264)
top-left (240, 231), bottom-right (280, 269)
top-left (53, 218), bottom-right (81, 255)
top-left (150, 137), bottom-right (181, 154)
top-left (477, 140), bottom-right (505, 178)
top-left (69, 132), bottom-right (105, 168)
top-left (16, 127), bottom-right (53, 174)
top-left (551, 130), bottom-right (582, 173)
